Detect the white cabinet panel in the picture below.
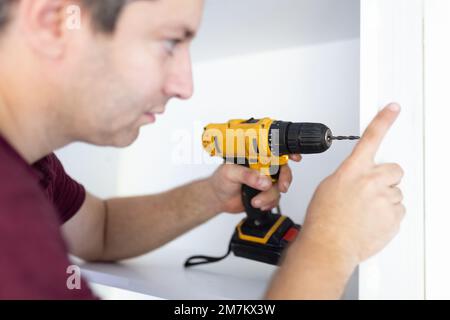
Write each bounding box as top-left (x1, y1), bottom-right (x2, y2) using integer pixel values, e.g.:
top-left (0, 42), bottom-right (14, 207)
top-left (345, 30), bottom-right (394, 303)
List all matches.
top-left (424, 0), bottom-right (450, 300)
top-left (359, 0), bottom-right (425, 299)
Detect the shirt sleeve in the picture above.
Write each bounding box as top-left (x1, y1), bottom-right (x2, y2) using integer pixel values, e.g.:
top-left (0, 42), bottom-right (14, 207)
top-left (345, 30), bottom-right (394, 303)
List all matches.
top-left (46, 154), bottom-right (87, 224)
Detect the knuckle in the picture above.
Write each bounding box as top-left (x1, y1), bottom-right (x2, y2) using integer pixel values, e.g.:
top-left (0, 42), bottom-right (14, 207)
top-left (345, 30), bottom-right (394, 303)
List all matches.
top-left (286, 170), bottom-right (293, 182)
top-left (394, 204), bottom-right (406, 221)
top-left (366, 172), bottom-right (383, 187)
top-left (280, 167), bottom-right (292, 182)
top-left (374, 171), bottom-right (386, 183)
top-left (248, 171), bottom-right (260, 185)
top-left (270, 189), bottom-right (281, 201)
top-left (257, 191), bottom-right (268, 200)
top-left (395, 164), bottom-right (405, 179)
top-left (363, 127), bottom-right (377, 144)
top-left (392, 163), bottom-right (403, 173)
top-left (282, 164), bottom-right (291, 173)
top-left (340, 158), bottom-right (357, 173)
top-left (361, 179), bottom-right (382, 198)
top-left (388, 164), bottom-right (404, 182)
top-left (222, 165), bottom-right (235, 180)
top-left (377, 165), bottom-right (389, 175)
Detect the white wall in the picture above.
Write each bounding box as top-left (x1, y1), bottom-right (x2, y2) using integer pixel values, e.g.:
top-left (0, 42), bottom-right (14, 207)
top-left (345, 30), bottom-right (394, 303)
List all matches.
top-left (56, 144), bottom-right (122, 199)
top-left (192, 0), bottom-right (360, 62)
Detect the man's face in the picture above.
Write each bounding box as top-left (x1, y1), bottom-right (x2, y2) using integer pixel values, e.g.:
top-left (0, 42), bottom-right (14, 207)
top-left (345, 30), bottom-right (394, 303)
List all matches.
top-left (65, 0), bottom-right (203, 147)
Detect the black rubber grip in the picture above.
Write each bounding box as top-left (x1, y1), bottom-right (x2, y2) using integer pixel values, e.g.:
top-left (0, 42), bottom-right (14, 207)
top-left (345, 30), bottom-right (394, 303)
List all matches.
top-left (241, 184), bottom-right (274, 225)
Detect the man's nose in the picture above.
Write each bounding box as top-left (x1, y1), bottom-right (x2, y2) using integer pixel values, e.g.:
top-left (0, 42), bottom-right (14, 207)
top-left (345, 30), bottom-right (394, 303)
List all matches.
top-left (164, 49), bottom-right (194, 100)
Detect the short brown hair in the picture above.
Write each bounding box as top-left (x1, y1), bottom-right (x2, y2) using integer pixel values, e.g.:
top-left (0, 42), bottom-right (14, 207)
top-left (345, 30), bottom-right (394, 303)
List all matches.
top-left (0, 0), bottom-right (131, 33)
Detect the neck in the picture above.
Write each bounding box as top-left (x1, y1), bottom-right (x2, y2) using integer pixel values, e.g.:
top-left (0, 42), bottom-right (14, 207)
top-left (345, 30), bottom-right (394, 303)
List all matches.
top-left (0, 94), bottom-right (72, 165)
top-left (0, 38), bottom-right (74, 164)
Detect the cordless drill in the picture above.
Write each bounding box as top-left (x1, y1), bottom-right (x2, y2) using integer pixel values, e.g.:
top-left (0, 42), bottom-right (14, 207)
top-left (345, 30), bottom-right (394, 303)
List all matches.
top-left (184, 118), bottom-right (359, 267)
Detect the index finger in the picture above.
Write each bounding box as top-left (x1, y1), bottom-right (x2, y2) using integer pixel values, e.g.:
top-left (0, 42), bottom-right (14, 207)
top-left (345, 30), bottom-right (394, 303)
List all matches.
top-left (351, 103), bottom-right (401, 162)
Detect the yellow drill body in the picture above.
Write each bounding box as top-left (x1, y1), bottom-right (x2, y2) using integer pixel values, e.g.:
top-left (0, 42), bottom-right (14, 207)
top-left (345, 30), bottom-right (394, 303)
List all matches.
top-left (202, 118), bottom-right (289, 178)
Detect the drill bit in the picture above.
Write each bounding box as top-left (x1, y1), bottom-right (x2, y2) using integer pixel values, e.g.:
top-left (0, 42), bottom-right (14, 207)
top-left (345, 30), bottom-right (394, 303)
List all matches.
top-left (330, 135), bottom-right (360, 141)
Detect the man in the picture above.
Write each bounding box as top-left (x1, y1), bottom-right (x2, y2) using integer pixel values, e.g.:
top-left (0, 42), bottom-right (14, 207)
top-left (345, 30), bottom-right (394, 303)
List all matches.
top-left (0, 0), bottom-right (405, 299)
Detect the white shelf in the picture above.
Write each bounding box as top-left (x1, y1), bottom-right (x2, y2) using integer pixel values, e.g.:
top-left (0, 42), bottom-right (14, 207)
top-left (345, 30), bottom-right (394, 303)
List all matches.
top-left (75, 246), bottom-right (277, 300)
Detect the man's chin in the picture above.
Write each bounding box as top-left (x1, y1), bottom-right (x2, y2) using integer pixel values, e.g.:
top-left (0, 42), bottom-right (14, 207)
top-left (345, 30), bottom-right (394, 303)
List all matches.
top-left (113, 131), bottom-right (141, 148)
top-left (89, 129), bottom-right (141, 148)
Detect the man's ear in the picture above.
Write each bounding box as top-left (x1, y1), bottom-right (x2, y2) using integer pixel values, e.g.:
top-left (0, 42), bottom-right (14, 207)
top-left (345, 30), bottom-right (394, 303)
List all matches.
top-left (18, 0), bottom-right (74, 59)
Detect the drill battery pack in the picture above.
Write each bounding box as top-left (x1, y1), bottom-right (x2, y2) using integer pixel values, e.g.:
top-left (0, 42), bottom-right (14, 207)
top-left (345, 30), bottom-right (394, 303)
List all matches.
top-left (183, 213), bottom-right (300, 268)
top-left (231, 214), bottom-right (300, 265)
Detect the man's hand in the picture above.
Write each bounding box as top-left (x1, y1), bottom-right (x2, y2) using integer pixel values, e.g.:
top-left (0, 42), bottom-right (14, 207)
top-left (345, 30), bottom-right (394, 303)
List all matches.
top-left (301, 102), bottom-right (405, 265)
top-left (208, 155), bottom-right (302, 214)
top-left (266, 103), bottom-right (405, 300)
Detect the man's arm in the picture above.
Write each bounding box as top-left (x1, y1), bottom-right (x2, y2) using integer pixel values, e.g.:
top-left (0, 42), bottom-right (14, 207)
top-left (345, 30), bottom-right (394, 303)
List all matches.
top-left (265, 234), bottom-right (357, 299)
top-left (62, 178), bottom-right (222, 262)
top-left (62, 163), bottom-right (294, 262)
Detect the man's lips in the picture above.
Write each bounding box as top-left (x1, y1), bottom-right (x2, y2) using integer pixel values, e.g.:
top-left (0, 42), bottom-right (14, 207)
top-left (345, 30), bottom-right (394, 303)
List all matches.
top-left (143, 112), bottom-right (156, 123)
top-left (142, 107), bottom-right (165, 124)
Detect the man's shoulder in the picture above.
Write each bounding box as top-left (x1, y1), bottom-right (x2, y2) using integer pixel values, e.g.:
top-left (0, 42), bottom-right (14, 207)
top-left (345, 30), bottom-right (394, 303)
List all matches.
top-left (0, 136), bottom-right (42, 203)
top-left (0, 137), bottom-right (60, 231)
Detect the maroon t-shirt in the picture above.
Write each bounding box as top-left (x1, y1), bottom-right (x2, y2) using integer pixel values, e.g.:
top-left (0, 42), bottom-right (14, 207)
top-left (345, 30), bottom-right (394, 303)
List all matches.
top-left (0, 135), bottom-right (96, 299)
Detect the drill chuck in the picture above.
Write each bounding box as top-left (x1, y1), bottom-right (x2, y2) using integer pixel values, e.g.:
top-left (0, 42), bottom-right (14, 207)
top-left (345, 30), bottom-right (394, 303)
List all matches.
top-left (270, 121), bottom-right (333, 155)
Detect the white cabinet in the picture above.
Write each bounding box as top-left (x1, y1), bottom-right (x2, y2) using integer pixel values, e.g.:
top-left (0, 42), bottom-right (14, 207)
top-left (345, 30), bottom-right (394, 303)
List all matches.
top-left (59, 0), bottom-right (444, 300)
top-left (359, 0), bottom-right (425, 300)
top-left (359, 0), bottom-right (450, 301)
top-left (424, 0), bottom-right (450, 301)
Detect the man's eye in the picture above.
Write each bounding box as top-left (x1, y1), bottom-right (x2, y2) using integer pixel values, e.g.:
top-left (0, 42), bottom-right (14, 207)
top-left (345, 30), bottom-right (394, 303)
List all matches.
top-left (163, 39), bottom-right (182, 54)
